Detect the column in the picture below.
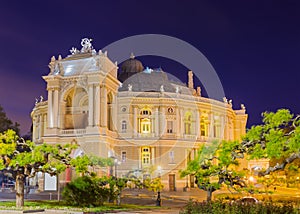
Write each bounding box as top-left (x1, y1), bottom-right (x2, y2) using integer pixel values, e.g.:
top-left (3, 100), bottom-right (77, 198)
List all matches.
top-left (38, 115), bottom-right (42, 140)
top-left (94, 85), bottom-right (100, 126)
top-left (133, 107), bottom-right (137, 137)
top-left (225, 116), bottom-right (229, 140)
top-left (195, 111), bottom-right (200, 139)
top-left (138, 147), bottom-right (141, 169)
top-left (221, 116), bottom-right (225, 139)
top-left (100, 86), bottom-right (107, 127)
top-left (53, 89), bottom-right (59, 128)
top-left (88, 84), bottom-right (94, 127)
top-left (159, 107), bottom-right (165, 136)
top-left (60, 101), bottom-right (66, 129)
top-left (151, 147), bottom-right (155, 165)
top-left (176, 107), bottom-right (180, 137)
top-left (32, 117), bottom-right (37, 142)
top-left (112, 94), bottom-right (117, 131)
top-left (43, 114), bottom-right (47, 136)
top-left (209, 113), bottom-right (213, 138)
top-left (155, 107), bottom-right (159, 137)
top-left (180, 108), bottom-right (184, 137)
top-left (47, 89), bottom-right (53, 128)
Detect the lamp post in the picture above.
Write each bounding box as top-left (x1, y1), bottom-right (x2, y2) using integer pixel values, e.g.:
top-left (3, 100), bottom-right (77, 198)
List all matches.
top-left (114, 159), bottom-right (121, 178)
top-left (156, 166), bottom-right (162, 206)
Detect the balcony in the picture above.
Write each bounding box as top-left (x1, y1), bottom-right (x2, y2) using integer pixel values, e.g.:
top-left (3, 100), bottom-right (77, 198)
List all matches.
top-left (183, 134), bottom-right (197, 140)
top-left (60, 129), bottom-right (86, 136)
top-left (137, 133), bottom-right (155, 138)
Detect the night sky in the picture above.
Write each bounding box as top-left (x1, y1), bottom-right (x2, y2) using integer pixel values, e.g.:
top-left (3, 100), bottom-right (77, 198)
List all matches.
top-left (0, 1), bottom-right (299, 135)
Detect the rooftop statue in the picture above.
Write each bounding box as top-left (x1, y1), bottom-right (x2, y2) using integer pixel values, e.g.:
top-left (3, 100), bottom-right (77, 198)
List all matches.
top-left (128, 84), bottom-right (132, 91)
top-left (70, 38), bottom-right (95, 55)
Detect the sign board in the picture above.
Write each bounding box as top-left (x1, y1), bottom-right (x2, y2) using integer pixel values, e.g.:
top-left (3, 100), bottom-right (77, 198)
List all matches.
top-left (44, 173), bottom-right (57, 191)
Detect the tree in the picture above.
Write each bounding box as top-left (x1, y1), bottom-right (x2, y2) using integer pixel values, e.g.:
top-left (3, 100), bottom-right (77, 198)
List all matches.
top-left (0, 105), bottom-right (20, 135)
top-left (144, 177), bottom-right (164, 206)
top-left (0, 129), bottom-right (107, 208)
top-left (237, 109), bottom-right (300, 176)
top-left (181, 141), bottom-right (246, 202)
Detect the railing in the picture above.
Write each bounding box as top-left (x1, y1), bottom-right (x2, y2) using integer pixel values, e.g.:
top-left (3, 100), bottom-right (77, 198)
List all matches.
top-left (60, 129), bottom-right (86, 136)
top-left (137, 133), bottom-right (155, 138)
top-left (183, 134), bottom-right (197, 140)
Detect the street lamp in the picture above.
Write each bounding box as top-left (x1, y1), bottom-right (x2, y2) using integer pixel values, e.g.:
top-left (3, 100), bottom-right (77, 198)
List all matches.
top-left (114, 159), bottom-right (121, 178)
top-left (157, 166), bottom-right (162, 178)
top-left (156, 166), bottom-right (162, 206)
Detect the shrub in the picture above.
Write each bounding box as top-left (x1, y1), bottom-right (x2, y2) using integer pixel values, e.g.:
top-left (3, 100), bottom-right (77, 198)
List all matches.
top-left (180, 200), bottom-right (297, 214)
top-left (62, 176), bottom-right (110, 207)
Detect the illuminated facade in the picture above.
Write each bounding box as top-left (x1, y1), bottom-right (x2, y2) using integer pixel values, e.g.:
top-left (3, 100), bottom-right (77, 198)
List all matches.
top-left (31, 39), bottom-right (248, 190)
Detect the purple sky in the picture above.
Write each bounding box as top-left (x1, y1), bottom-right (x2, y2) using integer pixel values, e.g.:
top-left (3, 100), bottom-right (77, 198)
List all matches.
top-left (0, 1), bottom-right (300, 135)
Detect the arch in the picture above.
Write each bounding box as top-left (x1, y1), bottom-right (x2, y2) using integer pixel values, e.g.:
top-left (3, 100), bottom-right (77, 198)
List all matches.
top-left (184, 111), bottom-right (193, 135)
top-left (63, 86), bottom-right (88, 129)
top-left (200, 118), bottom-right (208, 137)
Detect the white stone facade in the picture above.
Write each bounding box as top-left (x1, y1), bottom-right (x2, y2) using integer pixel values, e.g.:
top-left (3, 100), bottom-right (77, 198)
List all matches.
top-left (31, 40), bottom-right (247, 191)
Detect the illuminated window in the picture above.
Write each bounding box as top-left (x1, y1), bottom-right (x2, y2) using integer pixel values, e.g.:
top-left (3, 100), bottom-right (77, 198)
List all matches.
top-left (141, 118), bottom-right (151, 133)
top-left (121, 120), bottom-right (127, 133)
top-left (140, 110), bottom-right (151, 115)
top-left (142, 147), bottom-right (151, 165)
top-left (200, 119), bottom-right (208, 137)
top-left (139, 108), bottom-right (152, 135)
top-left (184, 112), bottom-right (192, 134)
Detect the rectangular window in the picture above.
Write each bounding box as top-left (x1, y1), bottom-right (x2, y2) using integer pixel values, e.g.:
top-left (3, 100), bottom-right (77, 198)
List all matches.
top-left (169, 151), bottom-right (175, 163)
top-left (142, 147), bottom-right (151, 165)
top-left (167, 121), bottom-right (173, 133)
top-left (121, 121), bottom-right (127, 133)
top-left (121, 151), bottom-right (126, 163)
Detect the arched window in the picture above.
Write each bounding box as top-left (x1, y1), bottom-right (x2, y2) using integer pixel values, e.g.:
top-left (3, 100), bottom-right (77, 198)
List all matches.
top-left (121, 120), bottom-right (127, 133)
top-left (213, 117), bottom-right (221, 138)
top-left (140, 110), bottom-right (151, 115)
top-left (184, 112), bottom-right (192, 135)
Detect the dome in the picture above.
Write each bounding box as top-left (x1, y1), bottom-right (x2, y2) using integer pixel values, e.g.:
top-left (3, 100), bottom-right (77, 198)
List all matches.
top-left (119, 69), bottom-right (175, 93)
top-left (118, 53), bottom-right (144, 82)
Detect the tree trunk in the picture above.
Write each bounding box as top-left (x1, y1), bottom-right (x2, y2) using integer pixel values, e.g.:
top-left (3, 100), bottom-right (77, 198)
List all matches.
top-left (207, 189), bottom-right (212, 202)
top-left (16, 173), bottom-right (25, 208)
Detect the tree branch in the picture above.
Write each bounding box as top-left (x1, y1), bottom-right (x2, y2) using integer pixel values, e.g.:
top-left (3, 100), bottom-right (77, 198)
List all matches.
top-left (259, 152), bottom-right (300, 176)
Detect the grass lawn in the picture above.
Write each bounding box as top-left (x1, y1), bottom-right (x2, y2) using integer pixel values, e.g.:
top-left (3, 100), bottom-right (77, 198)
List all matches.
top-left (0, 200), bottom-right (160, 212)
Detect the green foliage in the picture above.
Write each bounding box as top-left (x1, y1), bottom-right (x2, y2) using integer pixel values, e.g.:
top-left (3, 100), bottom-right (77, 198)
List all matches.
top-left (243, 109), bottom-right (300, 175)
top-left (144, 177), bottom-right (164, 193)
top-left (62, 175), bottom-right (110, 207)
top-left (180, 200), bottom-right (297, 214)
top-left (63, 175), bottom-right (130, 207)
top-left (180, 140), bottom-right (244, 198)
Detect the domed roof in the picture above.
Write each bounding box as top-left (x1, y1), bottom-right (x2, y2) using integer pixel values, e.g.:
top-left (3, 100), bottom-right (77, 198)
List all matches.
top-left (119, 68), bottom-right (176, 93)
top-left (118, 53), bottom-right (144, 82)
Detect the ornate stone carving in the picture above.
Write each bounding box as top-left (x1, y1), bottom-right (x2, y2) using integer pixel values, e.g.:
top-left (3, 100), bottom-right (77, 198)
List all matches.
top-left (128, 84), bottom-right (132, 91)
top-left (241, 104), bottom-right (246, 110)
top-left (48, 56), bottom-right (56, 73)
